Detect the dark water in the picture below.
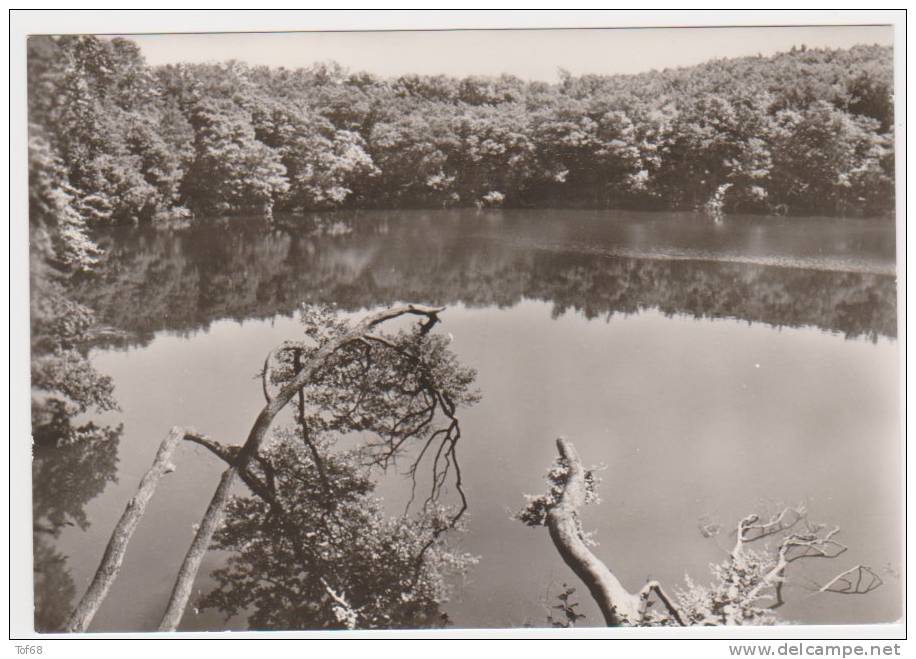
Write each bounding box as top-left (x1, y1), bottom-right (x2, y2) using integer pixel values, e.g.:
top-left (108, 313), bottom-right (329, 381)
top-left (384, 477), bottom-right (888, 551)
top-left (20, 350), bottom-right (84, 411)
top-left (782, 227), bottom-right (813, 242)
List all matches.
top-left (34, 209), bottom-right (900, 630)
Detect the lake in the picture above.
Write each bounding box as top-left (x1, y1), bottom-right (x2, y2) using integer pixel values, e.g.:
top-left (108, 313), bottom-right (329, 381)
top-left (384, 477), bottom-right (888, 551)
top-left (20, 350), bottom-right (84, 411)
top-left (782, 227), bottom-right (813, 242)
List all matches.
top-left (33, 209), bottom-right (900, 631)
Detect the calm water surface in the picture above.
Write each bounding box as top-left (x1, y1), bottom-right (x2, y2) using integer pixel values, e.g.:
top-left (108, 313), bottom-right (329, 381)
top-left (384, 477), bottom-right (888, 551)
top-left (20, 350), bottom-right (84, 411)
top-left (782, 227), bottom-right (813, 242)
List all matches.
top-left (34, 210), bottom-right (900, 630)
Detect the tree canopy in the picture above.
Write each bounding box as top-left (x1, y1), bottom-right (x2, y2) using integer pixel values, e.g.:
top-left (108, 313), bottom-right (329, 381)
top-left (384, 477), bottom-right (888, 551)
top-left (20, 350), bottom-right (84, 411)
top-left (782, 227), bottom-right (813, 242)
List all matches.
top-left (28, 35), bottom-right (895, 222)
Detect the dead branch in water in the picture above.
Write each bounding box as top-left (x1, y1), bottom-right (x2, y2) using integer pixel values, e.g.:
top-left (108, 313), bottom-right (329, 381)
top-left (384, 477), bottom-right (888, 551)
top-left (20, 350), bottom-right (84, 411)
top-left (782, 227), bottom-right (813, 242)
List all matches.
top-left (518, 439), bottom-right (882, 627)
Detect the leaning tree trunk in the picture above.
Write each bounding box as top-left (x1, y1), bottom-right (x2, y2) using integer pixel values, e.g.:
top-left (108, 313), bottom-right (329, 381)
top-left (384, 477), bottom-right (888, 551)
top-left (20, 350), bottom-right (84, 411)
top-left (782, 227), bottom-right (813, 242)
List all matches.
top-left (156, 304), bottom-right (445, 630)
top-left (528, 439), bottom-right (877, 628)
top-left (546, 439), bottom-right (641, 626)
top-left (64, 427), bottom-right (186, 632)
top-left (61, 304), bottom-right (449, 633)
top-left (520, 438), bottom-right (687, 627)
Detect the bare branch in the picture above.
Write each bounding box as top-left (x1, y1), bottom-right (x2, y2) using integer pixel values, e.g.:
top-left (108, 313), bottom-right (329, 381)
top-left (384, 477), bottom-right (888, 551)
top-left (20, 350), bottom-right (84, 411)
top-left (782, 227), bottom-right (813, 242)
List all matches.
top-left (260, 356), bottom-right (272, 404)
top-left (183, 432), bottom-right (239, 464)
top-left (733, 507), bottom-right (805, 559)
top-left (746, 526), bottom-right (848, 606)
top-left (819, 565), bottom-right (883, 596)
top-left (638, 580), bottom-right (687, 626)
top-left (782, 529), bottom-right (846, 565)
top-left (291, 348), bottom-right (333, 502)
top-left (319, 577), bottom-right (360, 629)
top-left (361, 334), bottom-right (399, 350)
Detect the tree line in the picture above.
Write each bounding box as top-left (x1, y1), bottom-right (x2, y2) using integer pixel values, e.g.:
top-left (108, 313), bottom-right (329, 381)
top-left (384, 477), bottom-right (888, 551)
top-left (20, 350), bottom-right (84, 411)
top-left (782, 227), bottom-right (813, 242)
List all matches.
top-left (29, 37), bottom-right (893, 253)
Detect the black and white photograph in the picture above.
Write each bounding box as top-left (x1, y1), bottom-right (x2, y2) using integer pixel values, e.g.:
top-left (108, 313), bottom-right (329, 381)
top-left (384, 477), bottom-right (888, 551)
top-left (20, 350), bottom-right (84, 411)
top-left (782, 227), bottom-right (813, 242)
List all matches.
top-left (12, 10), bottom-right (904, 641)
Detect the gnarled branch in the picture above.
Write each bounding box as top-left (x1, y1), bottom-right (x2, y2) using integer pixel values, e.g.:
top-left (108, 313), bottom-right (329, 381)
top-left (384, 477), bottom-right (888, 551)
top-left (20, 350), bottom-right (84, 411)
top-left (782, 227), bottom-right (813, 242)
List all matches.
top-left (733, 507), bottom-right (805, 560)
top-left (542, 438), bottom-right (641, 626)
top-left (157, 304), bottom-right (447, 631)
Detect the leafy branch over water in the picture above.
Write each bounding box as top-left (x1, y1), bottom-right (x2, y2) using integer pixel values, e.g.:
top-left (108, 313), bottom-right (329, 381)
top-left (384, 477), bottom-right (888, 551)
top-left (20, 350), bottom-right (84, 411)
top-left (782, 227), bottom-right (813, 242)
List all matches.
top-left (64, 303), bottom-right (479, 632)
top-left (201, 432), bottom-right (477, 630)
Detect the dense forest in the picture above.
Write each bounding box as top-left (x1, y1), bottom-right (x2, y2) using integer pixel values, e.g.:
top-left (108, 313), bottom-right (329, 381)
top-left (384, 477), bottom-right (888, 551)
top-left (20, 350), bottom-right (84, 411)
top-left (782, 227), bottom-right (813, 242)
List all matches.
top-left (29, 36), bottom-right (894, 247)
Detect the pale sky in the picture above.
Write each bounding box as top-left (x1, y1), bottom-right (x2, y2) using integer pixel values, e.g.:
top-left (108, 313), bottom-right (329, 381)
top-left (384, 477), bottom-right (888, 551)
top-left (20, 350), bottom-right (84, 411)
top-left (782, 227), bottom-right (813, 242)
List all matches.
top-left (114, 25), bottom-right (893, 82)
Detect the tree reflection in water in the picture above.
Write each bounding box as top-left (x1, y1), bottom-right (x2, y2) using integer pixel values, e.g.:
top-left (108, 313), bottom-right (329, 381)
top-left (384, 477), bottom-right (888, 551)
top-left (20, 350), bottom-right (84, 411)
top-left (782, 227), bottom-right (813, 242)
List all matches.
top-left (74, 211), bottom-right (896, 349)
top-left (32, 430), bottom-right (121, 631)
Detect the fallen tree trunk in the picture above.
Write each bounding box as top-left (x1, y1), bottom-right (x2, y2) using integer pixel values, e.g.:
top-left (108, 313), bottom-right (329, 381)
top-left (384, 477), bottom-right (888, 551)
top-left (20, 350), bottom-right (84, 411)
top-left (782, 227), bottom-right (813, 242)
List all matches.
top-left (64, 426), bottom-right (187, 633)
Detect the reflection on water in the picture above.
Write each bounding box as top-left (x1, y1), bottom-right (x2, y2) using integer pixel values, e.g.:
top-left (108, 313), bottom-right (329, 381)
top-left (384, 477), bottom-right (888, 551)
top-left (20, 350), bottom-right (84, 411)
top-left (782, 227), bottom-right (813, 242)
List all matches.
top-left (74, 210), bottom-right (896, 345)
top-left (37, 210), bottom-right (899, 630)
top-left (32, 432), bottom-right (121, 631)
top-left (33, 537), bottom-right (76, 633)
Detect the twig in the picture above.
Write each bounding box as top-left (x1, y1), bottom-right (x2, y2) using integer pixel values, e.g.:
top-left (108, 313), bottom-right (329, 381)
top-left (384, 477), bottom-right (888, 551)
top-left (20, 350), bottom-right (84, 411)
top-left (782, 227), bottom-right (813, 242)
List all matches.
top-left (638, 580), bottom-right (687, 626)
top-left (819, 565), bottom-right (883, 596)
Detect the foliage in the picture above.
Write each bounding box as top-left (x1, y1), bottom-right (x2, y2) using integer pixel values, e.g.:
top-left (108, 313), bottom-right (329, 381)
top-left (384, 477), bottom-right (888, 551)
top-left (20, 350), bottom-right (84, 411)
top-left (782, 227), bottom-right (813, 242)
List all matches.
top-left (33, 539), bottom-right (77, 633)
top-left (29, 246), bottom-right (120, 447)
top-left (181, 99), bottom-right (289, 215)
top-left (28, 36), bottom-right (186, 226)
top-left (252, 102), bottom-right (377, 209)
top-left (28, 36), bottom-right (895, 218)
top-left (674, 550), bottom-right (778, 626)
top-left (29, 131), bottom-right (100, 271)
top-left (32, 432), bottom-right (121, 537)
top-left (27, 37), bottom-right (137, 447)
top-left (32, 428), bottom-right (121, 631)
top-left (769, 101), bottom-right (894, 216)
top-left (201, 434), bottom-right (477, 630)
top-left (516, 455), bottom-right (601, 528)
top-left (546, 584), bottom-right (587, 628)
top-left (30, 236), bottom-right (120, 446)
top-left (199, 306), bottom-right (480, 630)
